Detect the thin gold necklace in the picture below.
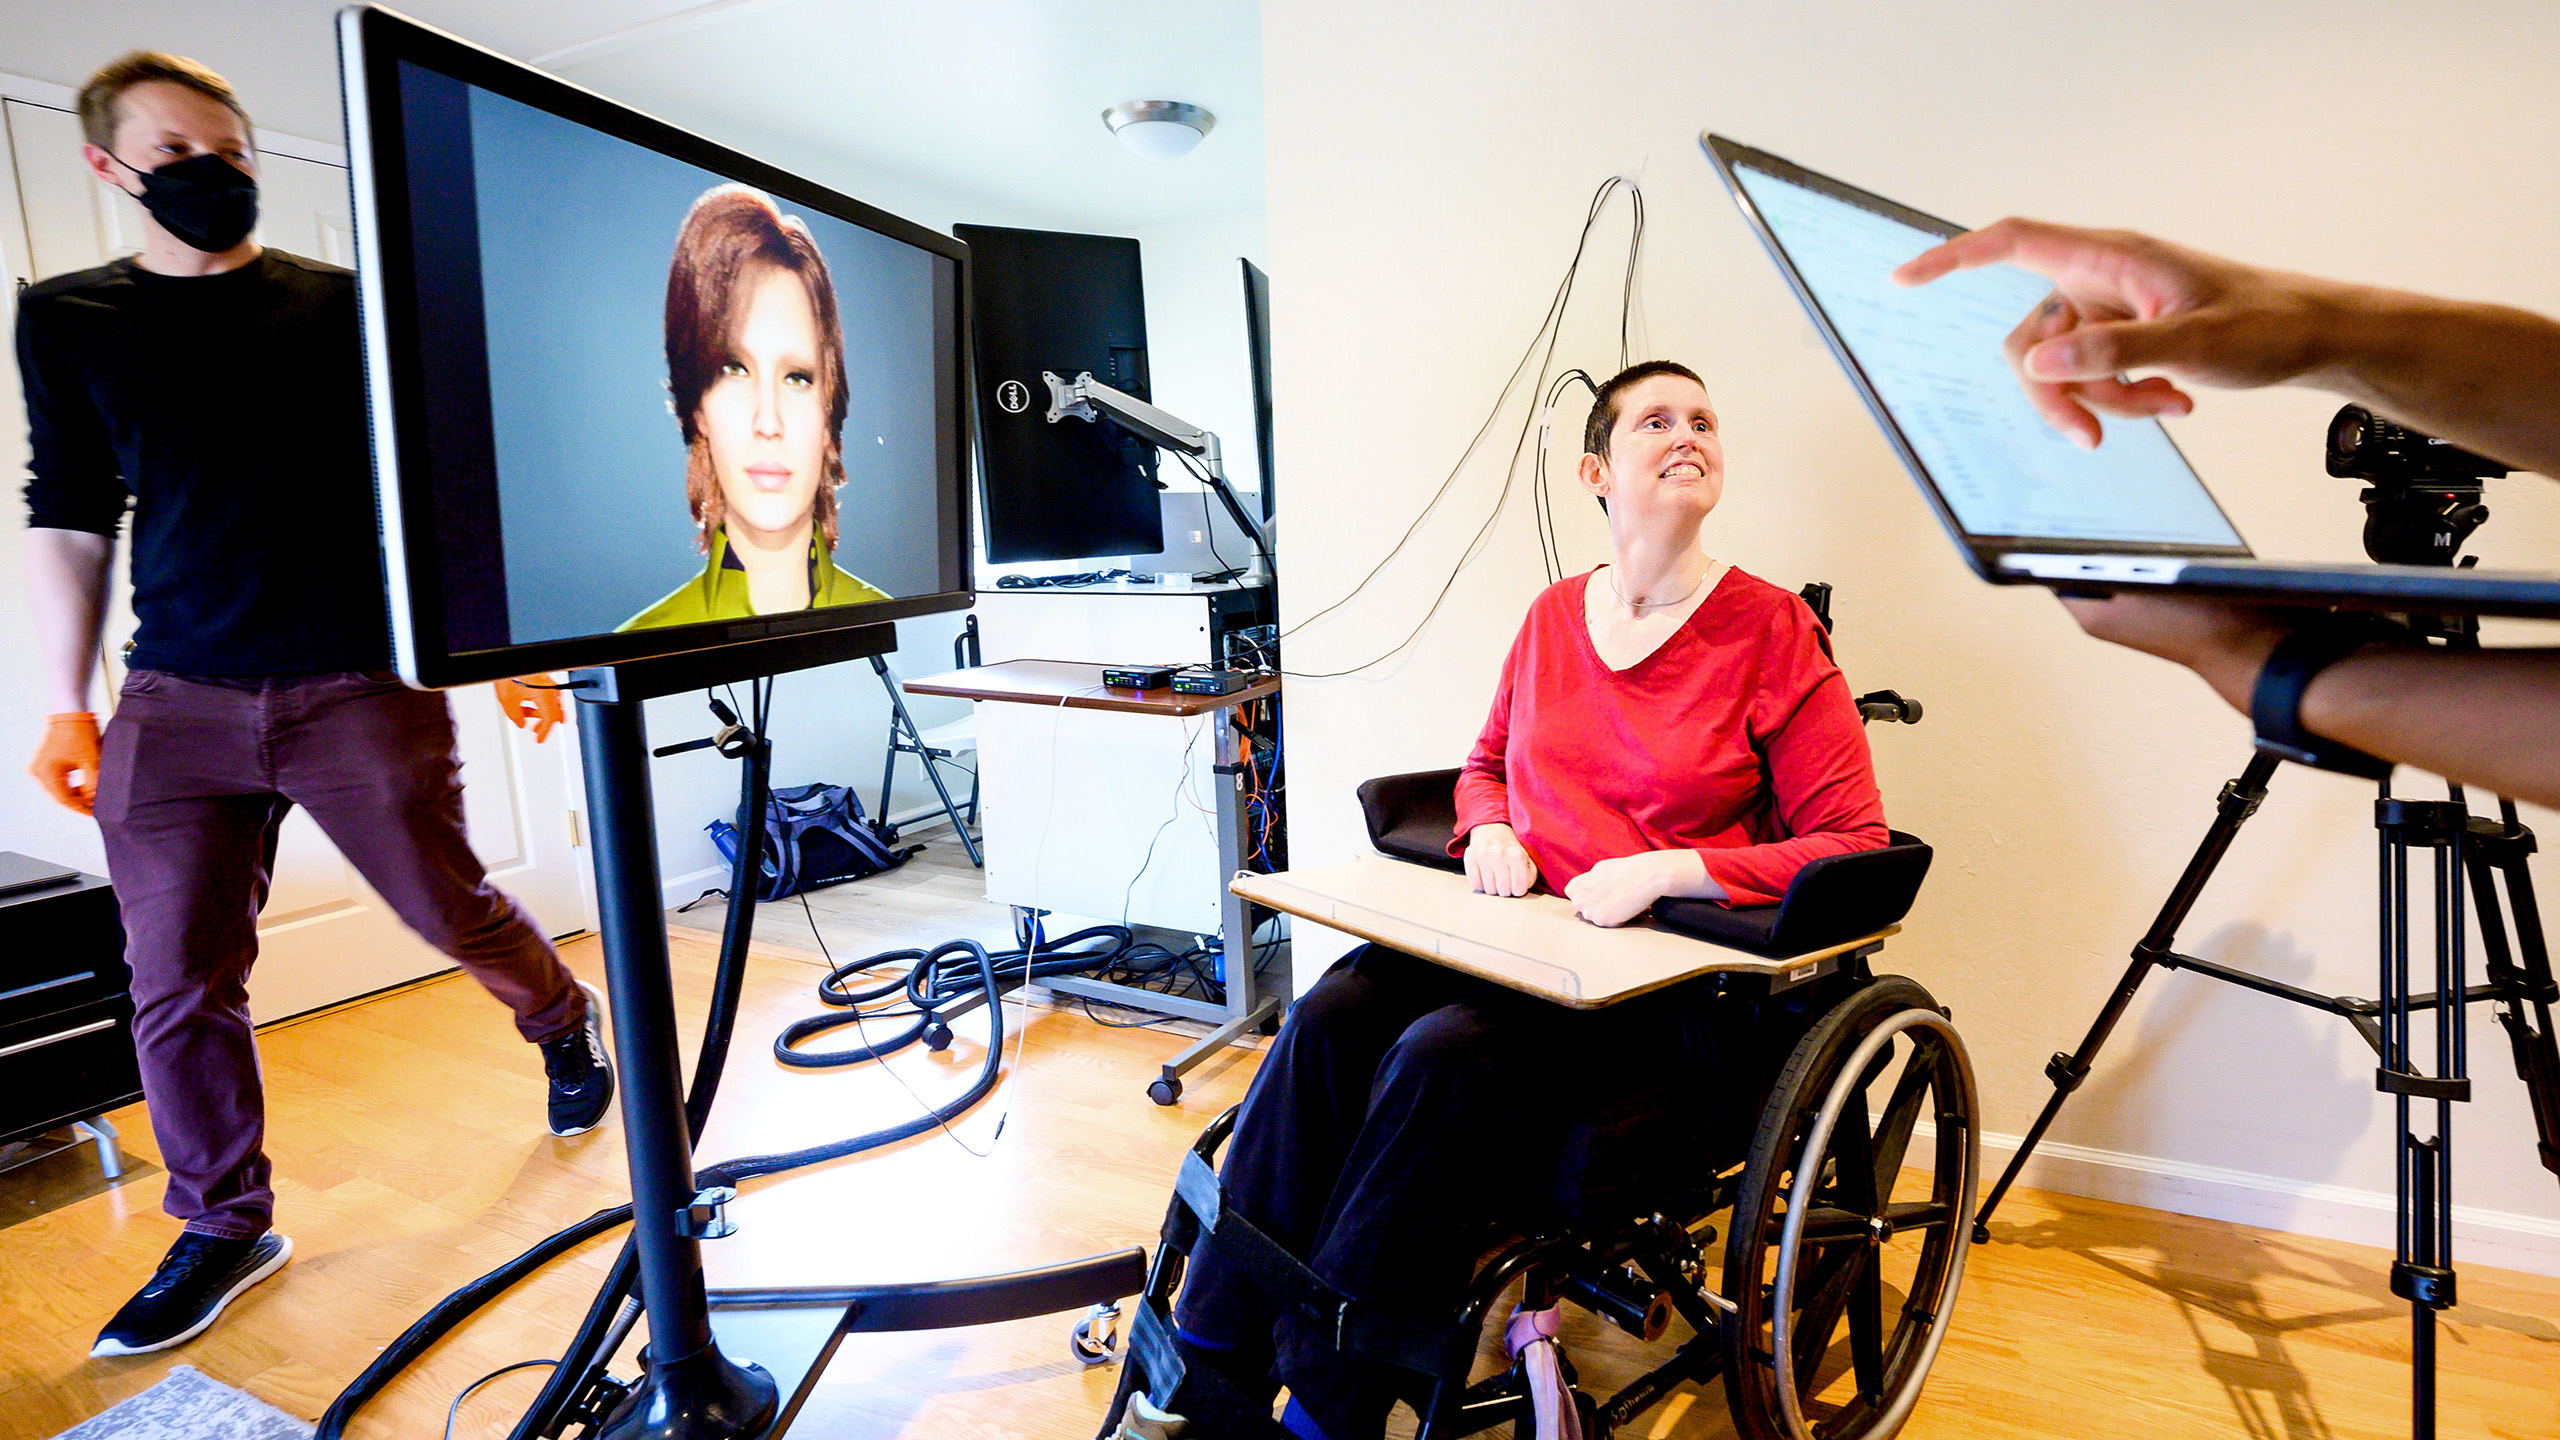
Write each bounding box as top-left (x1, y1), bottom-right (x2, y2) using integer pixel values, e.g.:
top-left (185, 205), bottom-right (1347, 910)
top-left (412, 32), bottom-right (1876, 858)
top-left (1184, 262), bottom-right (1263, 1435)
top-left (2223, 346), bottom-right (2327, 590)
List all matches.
top-left (1606, 563), bottom-right (1708, 612)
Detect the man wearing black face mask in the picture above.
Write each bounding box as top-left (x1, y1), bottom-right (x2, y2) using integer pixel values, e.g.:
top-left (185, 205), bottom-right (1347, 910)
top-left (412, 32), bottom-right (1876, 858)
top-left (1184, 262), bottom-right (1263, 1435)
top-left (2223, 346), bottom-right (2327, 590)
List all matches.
top-left (16, 51), bottom-right (614, 1358)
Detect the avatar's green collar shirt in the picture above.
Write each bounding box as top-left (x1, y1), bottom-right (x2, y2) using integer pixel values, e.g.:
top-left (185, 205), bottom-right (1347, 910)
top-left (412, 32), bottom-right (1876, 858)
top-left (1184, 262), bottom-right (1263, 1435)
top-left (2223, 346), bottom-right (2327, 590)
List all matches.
top-left (618, 527), bottom-right (889, 632)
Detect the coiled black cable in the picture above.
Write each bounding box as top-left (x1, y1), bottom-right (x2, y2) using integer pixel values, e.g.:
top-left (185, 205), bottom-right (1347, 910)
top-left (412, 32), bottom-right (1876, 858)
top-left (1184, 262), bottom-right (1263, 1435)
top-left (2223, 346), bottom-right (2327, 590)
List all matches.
top-left (773, 925), bottom-right (1139, 1067)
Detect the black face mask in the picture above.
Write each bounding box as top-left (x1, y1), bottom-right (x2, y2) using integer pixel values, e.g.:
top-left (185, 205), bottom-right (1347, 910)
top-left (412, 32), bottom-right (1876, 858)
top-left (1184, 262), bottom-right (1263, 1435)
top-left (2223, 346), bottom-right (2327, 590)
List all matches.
top-left (115, 152), bottom-right (260, 253)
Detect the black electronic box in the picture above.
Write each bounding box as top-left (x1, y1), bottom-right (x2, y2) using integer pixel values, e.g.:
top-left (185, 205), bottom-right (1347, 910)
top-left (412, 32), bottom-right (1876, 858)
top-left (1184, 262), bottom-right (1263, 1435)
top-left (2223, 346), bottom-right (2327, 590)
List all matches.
top-left (1170, 669), bottom-right (1252, 697)
top-left (1103, 664), bottom-right (1178, 690)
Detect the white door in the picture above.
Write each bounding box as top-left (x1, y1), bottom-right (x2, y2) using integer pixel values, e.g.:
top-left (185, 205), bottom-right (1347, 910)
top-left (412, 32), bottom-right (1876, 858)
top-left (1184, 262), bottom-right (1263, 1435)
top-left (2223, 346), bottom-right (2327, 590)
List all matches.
top-left (0, 97), bottom-right (594, 1023)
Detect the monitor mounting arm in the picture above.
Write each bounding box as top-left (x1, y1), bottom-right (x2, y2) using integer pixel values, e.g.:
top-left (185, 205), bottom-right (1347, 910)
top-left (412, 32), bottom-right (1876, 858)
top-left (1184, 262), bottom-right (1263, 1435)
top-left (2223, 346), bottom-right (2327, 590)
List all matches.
top-left (1043, 370), bottom-right (1273, 577)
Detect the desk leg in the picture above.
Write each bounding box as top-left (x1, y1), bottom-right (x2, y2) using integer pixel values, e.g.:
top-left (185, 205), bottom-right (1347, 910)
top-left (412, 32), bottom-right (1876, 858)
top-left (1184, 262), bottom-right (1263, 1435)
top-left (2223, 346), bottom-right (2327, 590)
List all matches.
top-left (73, 1116), bottom-right (121, 1179)
top-left (1152, 996), bottom-right (1283, 1106)
top-left (1146, 703), bottom-right (1283, 1106)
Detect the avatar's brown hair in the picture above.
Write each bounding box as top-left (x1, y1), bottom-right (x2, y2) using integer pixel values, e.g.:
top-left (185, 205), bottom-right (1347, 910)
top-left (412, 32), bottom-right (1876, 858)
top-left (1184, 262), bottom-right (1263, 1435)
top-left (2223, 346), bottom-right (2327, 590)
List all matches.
top-left (665, 184), bottom-right (848, 551)
top-left (78, 51), bottom-right (254, 153)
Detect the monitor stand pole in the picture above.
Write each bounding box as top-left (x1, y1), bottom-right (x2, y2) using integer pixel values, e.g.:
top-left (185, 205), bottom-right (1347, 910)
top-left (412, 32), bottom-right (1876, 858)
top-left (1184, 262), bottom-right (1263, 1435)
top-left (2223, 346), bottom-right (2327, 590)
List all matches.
top-left (577, 682), bottom-right (777, 1440)
top-left (527, 626), bottom-right (1142, 1440)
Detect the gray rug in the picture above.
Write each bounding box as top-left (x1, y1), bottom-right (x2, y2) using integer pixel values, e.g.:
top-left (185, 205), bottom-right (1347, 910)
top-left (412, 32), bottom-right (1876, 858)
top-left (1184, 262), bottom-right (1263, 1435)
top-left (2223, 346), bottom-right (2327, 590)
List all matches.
top-left (50, 1365), bottom-right (313, 1440)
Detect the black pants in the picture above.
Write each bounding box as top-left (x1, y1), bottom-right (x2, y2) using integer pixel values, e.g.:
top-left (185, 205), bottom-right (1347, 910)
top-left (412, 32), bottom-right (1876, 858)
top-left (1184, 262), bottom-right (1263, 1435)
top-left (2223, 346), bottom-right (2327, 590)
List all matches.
top-left (1176, 944), bottom-right (1774, 1439)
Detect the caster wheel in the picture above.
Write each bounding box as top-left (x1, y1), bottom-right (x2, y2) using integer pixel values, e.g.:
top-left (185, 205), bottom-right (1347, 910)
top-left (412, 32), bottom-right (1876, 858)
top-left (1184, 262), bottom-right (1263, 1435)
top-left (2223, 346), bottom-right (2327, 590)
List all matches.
top-left (1070, 1304), bottom-right (1121, 1366)
top-left (1148, 1077), bottom-right (1182, 1106)
top-left (923, 1022), bottom-right (954, 1052)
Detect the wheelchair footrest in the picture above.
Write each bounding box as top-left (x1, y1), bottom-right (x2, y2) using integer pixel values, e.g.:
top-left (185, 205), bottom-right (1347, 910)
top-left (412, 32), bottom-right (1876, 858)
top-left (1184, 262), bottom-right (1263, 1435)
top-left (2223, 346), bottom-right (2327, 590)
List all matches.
top-left (1121, 1299), bottom-right (1296, 1439)
top-left (1173, 1150), bottom-right (1485, 1380)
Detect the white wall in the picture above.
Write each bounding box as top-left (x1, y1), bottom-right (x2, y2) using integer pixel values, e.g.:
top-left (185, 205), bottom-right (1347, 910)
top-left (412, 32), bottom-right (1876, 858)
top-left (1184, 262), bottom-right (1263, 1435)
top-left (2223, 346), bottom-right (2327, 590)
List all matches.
top-left (1264, 0), bottom-right (2560, 1268)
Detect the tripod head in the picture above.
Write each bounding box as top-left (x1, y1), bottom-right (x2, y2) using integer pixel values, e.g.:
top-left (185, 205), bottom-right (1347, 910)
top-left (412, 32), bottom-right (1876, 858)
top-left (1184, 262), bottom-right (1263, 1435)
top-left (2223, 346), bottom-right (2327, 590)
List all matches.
top-left (2328, 404), bottom-right (2507, 567)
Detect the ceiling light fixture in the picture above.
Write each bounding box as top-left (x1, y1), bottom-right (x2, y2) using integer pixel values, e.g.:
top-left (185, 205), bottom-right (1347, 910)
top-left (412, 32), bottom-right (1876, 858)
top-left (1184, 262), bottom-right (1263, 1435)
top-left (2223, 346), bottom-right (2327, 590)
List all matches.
top-left (1102, 100), bottom-right (1216, 161)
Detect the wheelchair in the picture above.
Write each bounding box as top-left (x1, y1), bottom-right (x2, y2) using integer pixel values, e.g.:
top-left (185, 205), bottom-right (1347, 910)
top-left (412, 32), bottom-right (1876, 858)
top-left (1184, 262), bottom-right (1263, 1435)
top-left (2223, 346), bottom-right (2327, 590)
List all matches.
top-left (1082, 591), bottom-right (1977, 1440)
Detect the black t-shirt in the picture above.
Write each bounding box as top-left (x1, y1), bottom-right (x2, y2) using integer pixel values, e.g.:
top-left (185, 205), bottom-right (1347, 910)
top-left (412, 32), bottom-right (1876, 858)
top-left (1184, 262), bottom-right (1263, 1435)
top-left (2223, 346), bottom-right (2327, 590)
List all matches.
top-left (16, 250), bottom-right (391, 676)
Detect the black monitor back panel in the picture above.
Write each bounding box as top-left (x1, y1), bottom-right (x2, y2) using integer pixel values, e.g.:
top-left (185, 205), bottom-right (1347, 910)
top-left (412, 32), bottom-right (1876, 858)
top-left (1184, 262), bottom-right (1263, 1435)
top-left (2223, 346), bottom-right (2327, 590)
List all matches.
top-left (1241, 258), bottom-right (1276, 524)
top-left (957, 224), bottom-right (1162, 563)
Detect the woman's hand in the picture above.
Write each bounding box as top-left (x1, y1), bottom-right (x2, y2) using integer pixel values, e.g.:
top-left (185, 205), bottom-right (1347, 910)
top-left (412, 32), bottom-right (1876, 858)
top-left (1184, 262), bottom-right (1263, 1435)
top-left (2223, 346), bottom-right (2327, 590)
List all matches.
top-left (1462, 823), bottom-right (1539, 898)
top-left (1564, 850), bottom-right (1710, 928)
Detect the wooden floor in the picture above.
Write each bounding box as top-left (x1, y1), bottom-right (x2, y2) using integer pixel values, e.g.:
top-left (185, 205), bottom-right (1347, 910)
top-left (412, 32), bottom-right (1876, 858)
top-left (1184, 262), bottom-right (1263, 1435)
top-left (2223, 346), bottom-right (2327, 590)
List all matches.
top-left (4, 837), bottom-right (2557, 1439)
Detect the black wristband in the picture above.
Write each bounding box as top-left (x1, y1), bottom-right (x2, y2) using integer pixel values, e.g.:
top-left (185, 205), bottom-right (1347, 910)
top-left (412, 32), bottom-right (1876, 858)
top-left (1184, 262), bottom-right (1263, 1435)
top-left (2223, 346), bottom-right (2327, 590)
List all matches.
top-left (2250, 622), bottom-right (2393, 779)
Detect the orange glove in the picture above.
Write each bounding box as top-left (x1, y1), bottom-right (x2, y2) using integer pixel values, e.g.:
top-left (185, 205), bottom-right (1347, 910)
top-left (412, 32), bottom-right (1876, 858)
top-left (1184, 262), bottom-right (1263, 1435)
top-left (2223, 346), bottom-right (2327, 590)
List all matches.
top-left (494, 676), bottom-right (566, 742)
top-left (31, 712), bottom-right (102, 815)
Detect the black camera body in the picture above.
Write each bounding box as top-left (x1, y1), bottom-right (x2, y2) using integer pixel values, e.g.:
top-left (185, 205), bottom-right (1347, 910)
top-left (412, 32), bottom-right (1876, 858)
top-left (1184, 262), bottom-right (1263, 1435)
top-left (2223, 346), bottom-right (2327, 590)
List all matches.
top-left (2327, 405), bottom-right (2508, 484)
top-left (2327, 404), bottom-right (2507, 567)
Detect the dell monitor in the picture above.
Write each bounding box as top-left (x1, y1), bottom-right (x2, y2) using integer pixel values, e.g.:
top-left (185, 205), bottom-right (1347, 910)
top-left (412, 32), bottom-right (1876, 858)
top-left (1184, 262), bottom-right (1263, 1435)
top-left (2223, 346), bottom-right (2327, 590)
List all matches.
top-left (343, 7), bottom-right (973, 688)
top-left (955, 224), bottom-right (1162, 564)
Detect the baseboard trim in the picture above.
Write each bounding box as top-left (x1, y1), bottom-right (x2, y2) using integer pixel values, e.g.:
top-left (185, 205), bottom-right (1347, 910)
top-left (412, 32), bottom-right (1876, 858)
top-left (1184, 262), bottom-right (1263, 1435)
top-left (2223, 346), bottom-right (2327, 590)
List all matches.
top-left (1921, 1123), bottom-right (2560, 1279)
top-left (662, 863), bottom-right (730, 911)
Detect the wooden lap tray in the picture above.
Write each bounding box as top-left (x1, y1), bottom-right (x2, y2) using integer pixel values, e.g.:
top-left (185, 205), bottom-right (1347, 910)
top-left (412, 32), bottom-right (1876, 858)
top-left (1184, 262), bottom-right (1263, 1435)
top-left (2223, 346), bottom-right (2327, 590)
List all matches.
top-left (1232, 859), bottom-right (1895, 1009)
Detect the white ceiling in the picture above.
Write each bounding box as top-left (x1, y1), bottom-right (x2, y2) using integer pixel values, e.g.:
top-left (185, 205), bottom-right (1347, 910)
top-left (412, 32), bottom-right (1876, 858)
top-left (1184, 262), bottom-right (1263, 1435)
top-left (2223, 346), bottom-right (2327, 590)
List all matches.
top-left (0, 0), bottom-right (1264, 231)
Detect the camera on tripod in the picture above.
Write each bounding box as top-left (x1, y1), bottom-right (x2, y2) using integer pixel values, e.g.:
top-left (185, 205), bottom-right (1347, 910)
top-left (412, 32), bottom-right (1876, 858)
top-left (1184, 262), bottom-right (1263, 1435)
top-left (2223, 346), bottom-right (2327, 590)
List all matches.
top-left (2328, 403), bottom-right (2509, 566)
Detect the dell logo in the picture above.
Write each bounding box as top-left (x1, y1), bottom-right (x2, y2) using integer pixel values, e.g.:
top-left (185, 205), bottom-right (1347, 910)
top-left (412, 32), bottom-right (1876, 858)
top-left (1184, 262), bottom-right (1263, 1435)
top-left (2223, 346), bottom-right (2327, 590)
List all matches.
top-left (997, 379), bottom-right (1030, 414)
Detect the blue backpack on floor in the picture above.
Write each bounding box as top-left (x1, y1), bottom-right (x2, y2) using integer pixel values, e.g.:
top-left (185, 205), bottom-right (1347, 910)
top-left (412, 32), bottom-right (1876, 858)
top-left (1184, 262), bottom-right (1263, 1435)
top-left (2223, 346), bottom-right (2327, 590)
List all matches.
top-left (707, 783), bottom-right (916, 901)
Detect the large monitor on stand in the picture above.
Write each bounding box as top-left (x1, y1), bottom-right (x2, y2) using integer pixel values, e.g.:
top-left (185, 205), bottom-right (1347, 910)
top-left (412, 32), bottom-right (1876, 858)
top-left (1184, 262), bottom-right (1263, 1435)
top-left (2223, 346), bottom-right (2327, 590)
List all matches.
top-left (955, 224), bottom-right (1163, 564)
top-left (349, 8), bottom-right (974, 688)
top-left (341, 11), bottom-right (1135, 1437)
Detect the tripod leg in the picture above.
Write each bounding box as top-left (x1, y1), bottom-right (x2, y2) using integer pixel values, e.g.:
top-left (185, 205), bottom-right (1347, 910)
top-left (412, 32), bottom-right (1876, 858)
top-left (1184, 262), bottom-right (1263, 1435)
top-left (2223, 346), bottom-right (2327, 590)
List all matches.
top-left (2374, 786), bottom-right (2477, 1440)
top-left (1971, 951), bottom-right (2157, 1244)
top-left (1972, 751), bottom-right (2281, 1241)
top-left (2469, 806), bottom-right (2560, 1181)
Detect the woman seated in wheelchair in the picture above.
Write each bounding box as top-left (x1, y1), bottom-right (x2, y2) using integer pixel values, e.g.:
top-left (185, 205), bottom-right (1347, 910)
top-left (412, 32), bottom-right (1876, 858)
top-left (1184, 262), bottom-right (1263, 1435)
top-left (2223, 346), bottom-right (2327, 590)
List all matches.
top-left (1154, 361), bottom-right (1891, 1440)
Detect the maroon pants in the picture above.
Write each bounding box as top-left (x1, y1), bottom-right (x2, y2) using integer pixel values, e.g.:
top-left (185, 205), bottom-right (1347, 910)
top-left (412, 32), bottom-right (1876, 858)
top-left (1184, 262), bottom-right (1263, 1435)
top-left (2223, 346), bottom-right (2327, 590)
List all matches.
top-left (94, 669), bottom-right (585, 1240)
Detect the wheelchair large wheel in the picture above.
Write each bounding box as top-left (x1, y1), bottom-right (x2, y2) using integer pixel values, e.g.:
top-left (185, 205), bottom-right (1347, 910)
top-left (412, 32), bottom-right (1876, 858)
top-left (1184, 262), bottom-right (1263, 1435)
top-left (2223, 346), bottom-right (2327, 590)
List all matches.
top-left (1722, 976), bottom-right (1979, 1440)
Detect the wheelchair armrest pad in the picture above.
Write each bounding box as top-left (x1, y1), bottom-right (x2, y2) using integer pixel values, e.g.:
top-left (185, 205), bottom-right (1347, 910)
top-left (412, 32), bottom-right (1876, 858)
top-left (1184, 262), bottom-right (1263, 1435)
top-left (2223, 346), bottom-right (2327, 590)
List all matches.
top-left (1357, 768), bottom-right (1467, 874)
top-left (1654, 831), bottom-right (1932, 957)
top-left (1359, 770), bottom-right (1931, 960)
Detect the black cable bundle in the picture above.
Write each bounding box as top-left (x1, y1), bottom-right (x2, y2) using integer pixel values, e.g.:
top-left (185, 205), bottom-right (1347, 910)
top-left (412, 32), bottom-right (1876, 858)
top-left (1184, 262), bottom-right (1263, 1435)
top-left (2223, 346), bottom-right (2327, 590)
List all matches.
top-left (773, 925), bottom-right (1139, 1067)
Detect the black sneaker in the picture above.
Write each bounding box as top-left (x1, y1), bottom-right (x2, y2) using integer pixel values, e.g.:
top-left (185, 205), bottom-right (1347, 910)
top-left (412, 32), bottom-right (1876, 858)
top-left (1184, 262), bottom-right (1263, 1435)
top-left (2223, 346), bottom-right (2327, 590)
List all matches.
top-left (90, 1230), bottom-right (292, 1357)
top-left (542, 979), bottom-right (616, 1136)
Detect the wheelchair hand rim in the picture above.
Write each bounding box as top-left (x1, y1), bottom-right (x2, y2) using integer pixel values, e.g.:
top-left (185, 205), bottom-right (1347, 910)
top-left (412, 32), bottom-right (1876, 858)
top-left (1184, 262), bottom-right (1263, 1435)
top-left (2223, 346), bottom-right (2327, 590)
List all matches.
top-left (1769, 1007), bottom-right (1980, 1440)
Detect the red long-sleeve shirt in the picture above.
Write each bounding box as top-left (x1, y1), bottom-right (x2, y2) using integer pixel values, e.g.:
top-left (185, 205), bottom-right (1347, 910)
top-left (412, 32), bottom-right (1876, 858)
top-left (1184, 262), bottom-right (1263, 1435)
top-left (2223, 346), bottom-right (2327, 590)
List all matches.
top-left (1450, 567), bottom-right (1889, 907)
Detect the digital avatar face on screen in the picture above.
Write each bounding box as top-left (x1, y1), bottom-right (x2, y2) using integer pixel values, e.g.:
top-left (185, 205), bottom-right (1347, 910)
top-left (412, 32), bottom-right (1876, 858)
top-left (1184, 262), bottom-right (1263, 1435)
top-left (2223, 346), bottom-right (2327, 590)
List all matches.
top-left (421, 74), bottom-right (952, 659)
top-left (618, 183), bottom-right (890, 632)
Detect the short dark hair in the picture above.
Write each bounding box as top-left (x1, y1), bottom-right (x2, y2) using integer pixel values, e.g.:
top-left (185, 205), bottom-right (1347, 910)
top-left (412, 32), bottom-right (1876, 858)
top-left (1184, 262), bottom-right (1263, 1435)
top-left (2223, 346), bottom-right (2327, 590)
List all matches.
top-left (1582, 360), bottom-right (1706, 460)
top-left (78, 51), bottom-right (253, 153)
top-left (664, 185), bottom-right (849, 553)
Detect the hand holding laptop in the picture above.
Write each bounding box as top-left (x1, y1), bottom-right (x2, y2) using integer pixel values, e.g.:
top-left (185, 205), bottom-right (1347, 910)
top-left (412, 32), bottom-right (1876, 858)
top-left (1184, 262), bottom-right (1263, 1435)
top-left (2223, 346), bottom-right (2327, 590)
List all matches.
top-left (2052, 590), bottom-right (2290, 712)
